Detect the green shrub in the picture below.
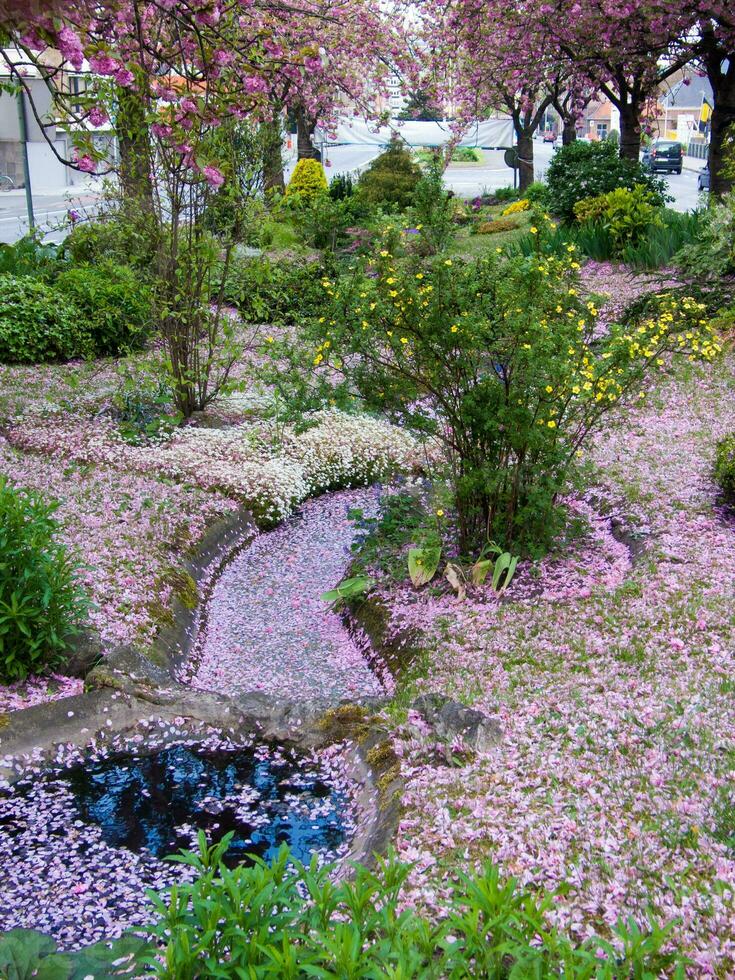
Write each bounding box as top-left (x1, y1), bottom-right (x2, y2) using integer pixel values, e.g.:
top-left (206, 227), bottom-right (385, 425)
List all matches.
top-left (0, 275), bottom-right (93, 364)
top-left (408, 159), bottom-right (455, 254)
top-left (357, 139), bottom-right (422, 209)
top-left (221, 256), bottom-right (327, 324)
top-left (54, 262), bottom-right (154, 356)
top-left (675, 192), bottom-right (735, 281)
top-left (285, 158), bottom-right (328, 199)
top-left (329, 172), bottom-right (354, 200)
top-left (492, 185), bottom-right (521, 202)
top-left (546, 140), bottom-right (668, 221)
top-left (715, 434), bottom-right (735, 502)
top-left (574, 185), bottom-right (662, 255)
top-left (524, 180), bottom-right (549, 206)
top-left (303, 249), bottom-right (719, 555)
top-left (119, 836), bottom-right (686, 978)
top-left (0, 478), bottom-right (88, 681)
top-left (62, 216), bottom-right (156, 270)
top-left (622, 209), bottom-right (702, 271)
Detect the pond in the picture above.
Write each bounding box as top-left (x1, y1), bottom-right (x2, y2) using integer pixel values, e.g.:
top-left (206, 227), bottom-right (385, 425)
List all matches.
top-left (0, 729), bottom-right (356, 949)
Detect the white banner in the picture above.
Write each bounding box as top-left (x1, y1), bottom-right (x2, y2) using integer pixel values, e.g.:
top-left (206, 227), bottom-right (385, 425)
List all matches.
top-left (321, 117), bottom-right (514, 149)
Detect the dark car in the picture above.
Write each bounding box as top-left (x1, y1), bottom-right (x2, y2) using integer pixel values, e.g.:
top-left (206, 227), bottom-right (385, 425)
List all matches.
top-left (642, 140), bottom-right (683, 174)
top-left (698, 164), bottom-right (710, 192)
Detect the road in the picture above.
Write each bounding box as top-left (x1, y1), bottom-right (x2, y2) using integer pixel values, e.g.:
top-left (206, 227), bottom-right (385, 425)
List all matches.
top-left (0, 142), bottom-right (703, 244)
top-left (0, 187), bottom-right (101, 244)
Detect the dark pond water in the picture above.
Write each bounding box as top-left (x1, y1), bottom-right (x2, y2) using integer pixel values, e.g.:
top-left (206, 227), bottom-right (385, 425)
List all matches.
top-left (3, 743), bottom-right (349, 869)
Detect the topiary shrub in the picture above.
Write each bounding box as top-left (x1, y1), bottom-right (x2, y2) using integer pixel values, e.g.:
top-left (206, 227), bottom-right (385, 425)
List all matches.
top-left (715, 434), bottom-right (735, 502)
top-left (54, 262), bottom-right (154, 356)
top-left (286, 158), bottom-right (328, 200)
top-left (0, 478), bottom-right (88, 681)
top-left (0, 275), bottom-right (93, 364)
top-left (546, 140), bottom-right (668, 221)
top-left (357, 139), bottom-right (422, 209)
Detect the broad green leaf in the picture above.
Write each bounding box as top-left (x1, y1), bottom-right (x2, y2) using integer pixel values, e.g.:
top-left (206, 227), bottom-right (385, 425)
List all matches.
top-left (407, 547), bottom-right (441, 587)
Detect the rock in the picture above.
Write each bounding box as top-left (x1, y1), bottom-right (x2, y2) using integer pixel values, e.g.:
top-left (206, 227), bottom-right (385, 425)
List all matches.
top-left (412, 693), bottom-right (502, 752)
top-left (61, 629), bottom-right (102, 678)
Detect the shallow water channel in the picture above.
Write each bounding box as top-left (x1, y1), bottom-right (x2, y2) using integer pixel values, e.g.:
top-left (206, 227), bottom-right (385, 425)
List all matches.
top-left (184, 487), bottom-right (385, 701)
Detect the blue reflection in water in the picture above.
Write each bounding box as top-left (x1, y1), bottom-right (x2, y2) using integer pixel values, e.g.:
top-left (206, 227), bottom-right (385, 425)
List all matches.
top-left (60, 744), bottom-right (347, 867)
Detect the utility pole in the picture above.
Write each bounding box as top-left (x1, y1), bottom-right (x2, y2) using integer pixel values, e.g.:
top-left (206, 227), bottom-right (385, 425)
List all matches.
top-left (16, 88), bottom-right (35, 231)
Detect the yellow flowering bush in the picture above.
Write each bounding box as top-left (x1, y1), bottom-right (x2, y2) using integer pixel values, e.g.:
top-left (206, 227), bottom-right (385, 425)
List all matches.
top-left (502, 198), bottom-right (530, 216)
top-left (476, 218), bottom-right (520, 235)
top-left (298, 249), bottom-right (720, 554)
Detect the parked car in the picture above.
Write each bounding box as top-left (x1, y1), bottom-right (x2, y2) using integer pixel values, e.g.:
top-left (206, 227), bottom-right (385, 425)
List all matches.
top-left (542, 130), bottom-right (557, 143)
top-left (698, 164), bottom-right (710, 192)
top-left (641, 139), bottom-right (683, 174)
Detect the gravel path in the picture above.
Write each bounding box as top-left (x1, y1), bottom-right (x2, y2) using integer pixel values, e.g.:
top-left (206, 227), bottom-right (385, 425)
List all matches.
top-left (185, 488), bottom-right (385, 701)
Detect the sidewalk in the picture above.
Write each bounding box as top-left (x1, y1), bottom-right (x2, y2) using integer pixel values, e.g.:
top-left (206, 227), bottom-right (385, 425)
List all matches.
top-left (683, 155), bottom-right (707, 174)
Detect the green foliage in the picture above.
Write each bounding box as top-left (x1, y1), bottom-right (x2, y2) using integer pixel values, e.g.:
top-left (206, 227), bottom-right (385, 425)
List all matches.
top-left (0, 929), bottom-right (145, 979)
top-left (329, 172), bottom-right (355, 200)
top-left (574, 185), bottom-right (662, 255)
top-left (122, 835), bottom-right (686, 978)
top-left (491, 185), bottom-right (521, 203)
top-left (113, 374), bottom-right (179, 444)
top-left (357, 139), bottom-right (422, 209)
top-left (675, 192), bottom-right (735, 281)
top-left (622, 210), bottom-right (702, 272)
top-left (321, 574), bottom-right (375, 606)
top-left (62, 215), bottom-right (156, 271)
top-left (715, 433), bottom-right (735, 502)
top-left (524, 180), bottom-right (549, 206)
top-left (221, 256), bottom-right (328, 324)
top-left (546, 140), bottom-right (669, 221)
top-left (0, 478), bottom-right (88, 682)
top-left (286, 193), bottom-right (370, 252)
top-left (0, 275), bottom-right (93, 364)
top-left (0, 232), bottom-right (65, 278)
top-left (408, 545), bottom-right (441, 586)
top-left (286, 158), bottom-right (328, 199)
top-left (54, 262), bottom-right (154, 356)
top-left (305, 248), bottom-right (719, 554)
top-left (408, 159), bottom-right (455, 254)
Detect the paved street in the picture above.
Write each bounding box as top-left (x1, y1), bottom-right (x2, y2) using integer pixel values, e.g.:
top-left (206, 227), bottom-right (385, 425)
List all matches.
top-left (0, 188), bottom-right (101, 244)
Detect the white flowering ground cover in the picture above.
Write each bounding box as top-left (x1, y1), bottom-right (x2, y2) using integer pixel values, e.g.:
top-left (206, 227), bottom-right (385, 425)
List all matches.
top-left (0, 347), bottom-right (420, 712)
top-left (384, 353), bottom-right (735, 973)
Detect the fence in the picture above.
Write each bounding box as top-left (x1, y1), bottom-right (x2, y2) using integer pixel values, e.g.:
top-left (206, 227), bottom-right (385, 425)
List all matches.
top-left (685, 140), bottom-right (709, 161)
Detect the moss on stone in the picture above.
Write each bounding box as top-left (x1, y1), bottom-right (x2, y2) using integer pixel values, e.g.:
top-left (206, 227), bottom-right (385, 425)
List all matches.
top-left (376, 764), bottom-right (402, 805)
top-left (318, 704), bottom-right (372, 743)
top-left (366, 739), bottom-right (398, 772)
top-left (147, 565), bottom-right (199, 629)
top-left (0, 712), bottom-right (8, 730)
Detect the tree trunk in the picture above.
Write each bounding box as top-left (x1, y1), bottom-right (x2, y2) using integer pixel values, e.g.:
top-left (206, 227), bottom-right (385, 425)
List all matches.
top-left (618, 102), bottom-right (642, 161)
top-left (702, 37), bottom-right (735, 197)
top-left (116, 85), bottom-right (153, 210)
top-left (517, 131), bottom-right (534, 191)
top-left (296, 107), bottom-right (321, 161)
top-left (261, 120), bottom-right (285, 194)
top-left (562, 117), bottom-right (577, 145)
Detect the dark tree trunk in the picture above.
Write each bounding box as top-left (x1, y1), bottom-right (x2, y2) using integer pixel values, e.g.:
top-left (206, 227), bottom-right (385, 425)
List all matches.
top-left (116, 85), bottom-right (153, 210)
top-left (618, 101), bottom-right (642, 161)
top-left (517, 131), bottom-right (534, 191)
top-left (701, 30), bottom-right (735, 197)
top-left (261, 120), bottom-right (285, 194)
top-left (562, 118), bottom-right (577, 145)
top-left (296, 107), bottom-right (321, 161)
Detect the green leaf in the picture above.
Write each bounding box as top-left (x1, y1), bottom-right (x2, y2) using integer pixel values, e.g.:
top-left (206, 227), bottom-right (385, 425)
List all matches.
top-left (321, 575), bottom-right (374, 604)
top-left (408, 546), bottom-right (441, 587)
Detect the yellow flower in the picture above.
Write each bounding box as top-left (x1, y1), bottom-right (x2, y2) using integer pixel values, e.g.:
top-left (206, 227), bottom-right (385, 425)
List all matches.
top-left (416, 273), bottom-right (424, 280)
top-left (547, 420), bottom-right (557, 428)
top-left (266, 336), bottom-right (274, 343)
top-left (451, 325), bottom-right (459, 333)
top-left (400, 336), bottom-right (408, 344)
top-left (530, 226), bottom-right (538, 234)
top-left (379, 250), bottom-right (390, 257)
top-left (444, 259), bottom-right (453, 266)
top-left (545, 385), bottom-right (553, 393)
top-left (436, 509), bottom-right (444, 517)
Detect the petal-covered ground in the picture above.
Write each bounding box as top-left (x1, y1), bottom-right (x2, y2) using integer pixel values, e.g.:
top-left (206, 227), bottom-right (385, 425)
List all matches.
top-left (387, 356), bottom-right (735, 973)
top-left (185, 488), bottom-right (388, 701)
